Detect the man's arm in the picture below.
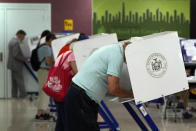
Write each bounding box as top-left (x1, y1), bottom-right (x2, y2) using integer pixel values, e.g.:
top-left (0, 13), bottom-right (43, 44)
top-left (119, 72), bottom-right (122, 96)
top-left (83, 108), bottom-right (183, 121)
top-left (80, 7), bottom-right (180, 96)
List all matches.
top-left (12, 43), bottom-right (26, 62)
top-left (45, 56), bottom-right (54, 66)
top-left (108, 75), bottom-right (133, 98)
top-left (70, 61), bottom-right (78, 74)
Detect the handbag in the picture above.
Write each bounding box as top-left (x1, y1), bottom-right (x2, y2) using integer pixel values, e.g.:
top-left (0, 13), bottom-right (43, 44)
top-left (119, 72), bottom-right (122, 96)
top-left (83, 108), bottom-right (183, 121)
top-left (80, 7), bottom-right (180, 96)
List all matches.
top-left (42, 51), bottom-right (73, 102)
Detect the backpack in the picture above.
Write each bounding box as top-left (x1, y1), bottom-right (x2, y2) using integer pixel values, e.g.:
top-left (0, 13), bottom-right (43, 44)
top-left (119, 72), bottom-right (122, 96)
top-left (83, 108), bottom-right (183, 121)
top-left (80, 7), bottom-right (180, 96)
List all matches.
top-left (30, 44), bottom-right (46, 71)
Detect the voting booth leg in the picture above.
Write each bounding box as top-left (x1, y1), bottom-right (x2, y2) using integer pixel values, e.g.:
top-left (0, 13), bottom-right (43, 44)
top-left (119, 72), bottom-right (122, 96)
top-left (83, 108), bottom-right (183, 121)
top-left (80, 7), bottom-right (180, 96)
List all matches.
top-left (48, 98), bottom-right (57, 122)
top-left (100, 101), bottom-right (119, 127)
top-left (48, 98), bottom-right (57, 112)
top-left (122, 102), bottom-right (159, 131)
top-left (99, 100), bottom-right (120, 131)
top-left (24, 62), bottom-right (39, 101)
top-left (24, 62), bottom-right (38, 82)
top-left (123, 102), bottom-right (159, 131)
top-left (27, 91), bottom-right (38, 101)
top-left (136, 104), bottom-right (159, 131)
top-left (123, 102), bottom-right (148, 131)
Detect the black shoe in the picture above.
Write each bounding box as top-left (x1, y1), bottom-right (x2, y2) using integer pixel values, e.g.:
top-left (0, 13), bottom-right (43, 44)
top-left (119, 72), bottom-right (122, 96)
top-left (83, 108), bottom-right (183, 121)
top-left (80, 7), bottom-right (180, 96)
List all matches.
top-left (35, 114), bottom-right (51, 120)
top-left (35, 115), bottom-right (41, 119)
top-left (42, 114), bottom-right (51, 120)
top-left (183, 112), bottom-right (193, 119)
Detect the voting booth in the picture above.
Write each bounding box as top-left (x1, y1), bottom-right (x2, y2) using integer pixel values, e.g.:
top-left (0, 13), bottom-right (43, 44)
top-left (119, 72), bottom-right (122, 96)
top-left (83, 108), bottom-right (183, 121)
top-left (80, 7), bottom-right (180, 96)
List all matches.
top-left (51, 33), bottom-right (80, 60)
top-left (180, 39), bottom-right (196, 62)
top-left (73, 33), bottom-right (118, 69)
top-left (20, 39), bottom-right (31, 58)
top-left (20, 36), bottom-right (39, 58)
top-left (72, 31), bottom-right (188, 130)
top-left (125, 31), bottom-right (189, 105)
top-left (20, 36), bottom-right (40, 94)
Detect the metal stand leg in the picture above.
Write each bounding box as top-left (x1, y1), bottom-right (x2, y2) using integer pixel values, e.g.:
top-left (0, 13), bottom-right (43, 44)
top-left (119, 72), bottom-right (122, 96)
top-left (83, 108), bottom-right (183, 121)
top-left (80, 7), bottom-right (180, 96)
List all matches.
top-left (48, 98), bottom-right (57, 112)
top-left (136, 104), bottom-right (159, 131)
top-left (24, 62), bottom-right (38, 82)
top-left (100, 101), bottom-right (119, 127)
top-left (48, 98), bottom-right (57, 122)
top-left (122, 101), bottom-right (159, 131)
top-left (123, 102), bottom-right (148, 131)
top-left (99, 100), bottom-right (120, 131)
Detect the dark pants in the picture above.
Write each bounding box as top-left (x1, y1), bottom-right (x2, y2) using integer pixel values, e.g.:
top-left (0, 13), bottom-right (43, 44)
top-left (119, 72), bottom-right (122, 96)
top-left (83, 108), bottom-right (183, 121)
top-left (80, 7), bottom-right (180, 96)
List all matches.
top-left (11, 71), bottom-right (26, 98)
top-left (55, 101), bottom-right (65, 131)
top-left (64, 82), bottom-right (100, 131)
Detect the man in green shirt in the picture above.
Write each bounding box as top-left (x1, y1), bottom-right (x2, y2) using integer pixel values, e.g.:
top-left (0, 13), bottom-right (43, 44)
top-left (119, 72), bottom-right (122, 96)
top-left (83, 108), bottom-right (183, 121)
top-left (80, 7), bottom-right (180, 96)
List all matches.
top-left (64, 42), bottom-right (133, 131)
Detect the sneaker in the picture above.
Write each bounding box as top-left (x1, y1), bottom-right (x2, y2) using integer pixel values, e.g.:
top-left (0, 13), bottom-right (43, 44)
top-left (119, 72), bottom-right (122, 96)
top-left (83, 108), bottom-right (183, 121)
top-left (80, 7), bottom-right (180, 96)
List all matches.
top-left (183, 112), bottom-right (193, 119)
top-left (35, 114), bottom-right (51, 120)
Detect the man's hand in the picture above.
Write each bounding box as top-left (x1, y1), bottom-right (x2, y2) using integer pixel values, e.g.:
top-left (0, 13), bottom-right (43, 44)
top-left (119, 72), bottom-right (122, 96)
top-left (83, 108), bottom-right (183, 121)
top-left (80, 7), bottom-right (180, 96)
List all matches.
top-left (108, 75), bottom-right (133, 98)
top-left (25, 57), bottom-right (30, 62)
top-left (45, 57), bottom-right (54, 66)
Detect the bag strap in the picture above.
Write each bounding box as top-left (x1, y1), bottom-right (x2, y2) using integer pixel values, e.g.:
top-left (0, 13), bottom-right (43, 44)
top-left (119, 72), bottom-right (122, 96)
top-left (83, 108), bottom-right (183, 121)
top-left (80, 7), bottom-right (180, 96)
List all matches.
top-left (40, 57), bottom-right (45, 63)
top-left (58, 51), bottom-right (73, 67)
top-left (38, 44), bottom-right (47, 63)
top-left (39, 43), bottom-right (47, 48)
top-left (36, 41), bottom-right (44, 49)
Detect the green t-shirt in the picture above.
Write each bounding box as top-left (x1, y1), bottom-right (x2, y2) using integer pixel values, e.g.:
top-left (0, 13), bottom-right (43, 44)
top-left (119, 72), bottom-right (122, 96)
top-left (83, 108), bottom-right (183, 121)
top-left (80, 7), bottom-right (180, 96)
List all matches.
top-left (72, 42), bottom-right (124, 102)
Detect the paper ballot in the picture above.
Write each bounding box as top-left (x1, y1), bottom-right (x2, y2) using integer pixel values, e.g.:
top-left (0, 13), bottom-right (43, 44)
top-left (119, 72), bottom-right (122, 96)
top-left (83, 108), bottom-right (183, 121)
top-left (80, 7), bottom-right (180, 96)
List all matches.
top-left (73, 33), bottom-right (118, 70)
top-left (51, 33), bottom-right (80, 60)
top-left (125, 32), bottom-right (189, 104)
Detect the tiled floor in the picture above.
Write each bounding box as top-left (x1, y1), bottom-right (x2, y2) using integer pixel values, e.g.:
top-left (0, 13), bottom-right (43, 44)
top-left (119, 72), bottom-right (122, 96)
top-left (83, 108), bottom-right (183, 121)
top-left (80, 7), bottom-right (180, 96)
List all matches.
top-left (1, 97), bottom-right (196, 131)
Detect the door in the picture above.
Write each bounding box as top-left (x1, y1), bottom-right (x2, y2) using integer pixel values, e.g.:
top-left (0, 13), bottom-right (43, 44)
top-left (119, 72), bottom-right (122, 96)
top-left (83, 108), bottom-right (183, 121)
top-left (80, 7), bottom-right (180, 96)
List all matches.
top-left (0, 3), bottom-right (51, 98)
top-left (0, 8), bottom-right (5, 98)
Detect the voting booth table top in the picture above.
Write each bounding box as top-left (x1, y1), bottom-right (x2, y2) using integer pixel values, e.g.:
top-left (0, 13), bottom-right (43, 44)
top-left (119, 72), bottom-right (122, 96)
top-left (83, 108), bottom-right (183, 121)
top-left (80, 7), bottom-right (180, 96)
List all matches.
top-left (73, 32), bottom-right (188, 131)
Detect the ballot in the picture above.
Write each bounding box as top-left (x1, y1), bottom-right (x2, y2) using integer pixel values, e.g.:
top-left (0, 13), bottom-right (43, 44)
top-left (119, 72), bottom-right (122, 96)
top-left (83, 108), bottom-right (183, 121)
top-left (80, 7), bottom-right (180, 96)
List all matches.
top-left (73, 33), bottom-right (118, 70)
top-left (125, 31), bottom-right (189, 105)
top-left (51, 33), bottom-right (80, 60)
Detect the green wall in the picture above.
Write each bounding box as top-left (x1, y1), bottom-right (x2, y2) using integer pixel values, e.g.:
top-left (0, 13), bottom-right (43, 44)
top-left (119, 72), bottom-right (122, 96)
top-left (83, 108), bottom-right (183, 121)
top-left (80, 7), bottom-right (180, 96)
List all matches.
top-left (93, 0), bottom-right (190, 40)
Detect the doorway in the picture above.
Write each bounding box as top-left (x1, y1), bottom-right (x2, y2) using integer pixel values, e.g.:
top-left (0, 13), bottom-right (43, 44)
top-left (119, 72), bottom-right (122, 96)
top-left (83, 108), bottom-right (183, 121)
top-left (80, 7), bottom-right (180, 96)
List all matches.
top-left (0, 3), bottom-right (51, 98)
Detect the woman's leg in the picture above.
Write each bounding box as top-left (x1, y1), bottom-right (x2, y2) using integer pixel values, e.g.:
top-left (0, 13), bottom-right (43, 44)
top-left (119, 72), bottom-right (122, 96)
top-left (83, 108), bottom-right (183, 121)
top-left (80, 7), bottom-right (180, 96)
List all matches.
top-left (36, 69), bottom-right (49, 117)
